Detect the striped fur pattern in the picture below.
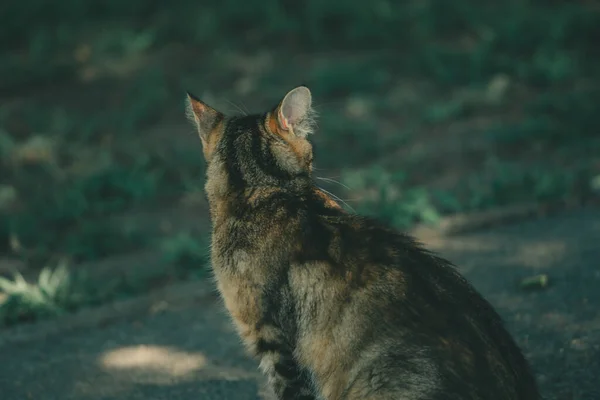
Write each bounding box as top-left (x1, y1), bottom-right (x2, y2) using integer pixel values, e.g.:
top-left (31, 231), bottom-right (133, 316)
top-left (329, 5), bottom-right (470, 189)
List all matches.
top-left (185, 86), bottom-right (540, 400)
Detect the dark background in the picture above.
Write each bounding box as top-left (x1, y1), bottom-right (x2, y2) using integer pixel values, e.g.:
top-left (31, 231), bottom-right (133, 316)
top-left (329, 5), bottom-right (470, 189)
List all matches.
top-left (0, 0), bottom-right (599, 325)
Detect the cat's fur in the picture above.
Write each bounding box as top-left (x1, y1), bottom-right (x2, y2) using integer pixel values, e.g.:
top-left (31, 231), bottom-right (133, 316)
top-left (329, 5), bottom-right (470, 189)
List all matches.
top-left (185, 86), bottom-right (540, 400)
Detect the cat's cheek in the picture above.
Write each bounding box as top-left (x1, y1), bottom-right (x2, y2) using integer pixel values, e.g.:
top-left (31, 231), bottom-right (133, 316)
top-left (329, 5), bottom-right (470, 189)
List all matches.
top-left (272, 144), bottom-right (306, 175)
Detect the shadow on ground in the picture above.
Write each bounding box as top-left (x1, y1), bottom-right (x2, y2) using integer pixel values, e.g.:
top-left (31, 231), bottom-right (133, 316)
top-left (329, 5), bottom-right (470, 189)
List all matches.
top-left (1, 209), bottom-right (599, 400)
top-left (0, 297), bottom-right (266, 400)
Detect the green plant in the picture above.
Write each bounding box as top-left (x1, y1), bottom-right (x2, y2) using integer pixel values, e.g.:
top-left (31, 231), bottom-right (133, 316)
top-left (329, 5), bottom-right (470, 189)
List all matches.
top-left (0, 262), bottom-right (82, 325)
top-left (341, 167), bottom-right (442, 229)
top-left (460, 161), bottom-right (588, 210)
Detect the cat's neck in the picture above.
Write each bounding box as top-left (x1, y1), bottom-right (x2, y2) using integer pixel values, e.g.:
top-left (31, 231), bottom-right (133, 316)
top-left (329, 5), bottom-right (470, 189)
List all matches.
top-left (207, 181), bottom-right (343, 228)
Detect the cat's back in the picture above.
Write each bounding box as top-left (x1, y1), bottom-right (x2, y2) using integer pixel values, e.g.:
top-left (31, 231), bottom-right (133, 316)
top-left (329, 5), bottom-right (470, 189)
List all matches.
top-left (294, 210), bottom-right (540, 399)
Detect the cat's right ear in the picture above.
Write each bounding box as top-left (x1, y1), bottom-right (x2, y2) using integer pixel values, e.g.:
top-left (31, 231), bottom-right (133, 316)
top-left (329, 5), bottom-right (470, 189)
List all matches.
top-left (273, 86), bottom-right (315, 138)
top-left (185, 92), bottom-right (224, 158)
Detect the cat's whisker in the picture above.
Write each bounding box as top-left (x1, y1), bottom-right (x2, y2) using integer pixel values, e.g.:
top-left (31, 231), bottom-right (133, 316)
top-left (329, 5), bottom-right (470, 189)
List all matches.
top-left (225, 100), bottom-right (248, 116)
top-left (317, 186), bottom-right (356, 213)
top-left (315, 176), bottom-right (351, 190)
top-left (239, 100), bottom-right (251, 115)
top-left (311, 166), bottom-right (336, 173)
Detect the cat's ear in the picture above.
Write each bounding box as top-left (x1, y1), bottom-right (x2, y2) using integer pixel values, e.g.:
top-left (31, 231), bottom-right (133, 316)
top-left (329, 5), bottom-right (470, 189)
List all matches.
top-left (185, 91), bottom-right (224, 148)
top-left (275, 86), bottom-right (316, 137)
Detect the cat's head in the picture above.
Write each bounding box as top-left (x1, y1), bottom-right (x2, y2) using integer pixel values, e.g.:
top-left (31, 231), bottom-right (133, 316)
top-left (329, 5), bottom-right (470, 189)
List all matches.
top-left (185, 86), bottom-right (317, 198)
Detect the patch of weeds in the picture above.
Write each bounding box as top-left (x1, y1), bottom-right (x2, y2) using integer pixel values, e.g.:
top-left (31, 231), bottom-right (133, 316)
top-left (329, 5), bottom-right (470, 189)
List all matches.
top-left (0, 257), bottom-right (189, 326)
top-left (526, 88), bottom-right (600, 139)
top-left (0, 28), bottom-right (78, 92)
top-left (151, 142), bottom-right (207, 194)
top-left (484, 117), bottom-right (558, 146)
top-left (0, 185), bottom-right (18, 212)
top-left (422, 98), bottom-right (471, 124)
top-left (161, 232), bottom-right (210, 279)
top-left (478, 90), bottom-right (600, 180)
top-left (297, 1), bottom-right (415, 48)
top-left (6, 219), bottom-right (150, 267)
top-left (118, 67), bottom-right (171, 133)
top-left (62, 221), bottom-right (149, 261)
top-left (341, 159), bottom-right (594, 230)
top-left (314, 118), bottom-right (379, 167)
top-left (309, 59), bottom-right (392, 97)
top-left (1, 93), bottom-right (202, 264)
top-left (2, 103), bottom-right (93, 147)
top-left (486, 86), bottom-right (600, 151)
top-left (459, 160), bottom-right (592, 210)
top-left (0, 262), bottom-right (86, 325)
top-left (3, 158), bottom-right (161, 262)
top-left (314, 116), bottom-right (408, 169)
top-left (90, 26), bottom-right (156, 60)
top-left (3, 0), bottom-right (600, 94)
top-left (341, 167), bottom-right (442, 229)
top-left (420, 79), bottom-right (510, 124)
top-left (412, 1), bottom-right (597, 86)
top-left (66, 160), bottom-right (162, 213)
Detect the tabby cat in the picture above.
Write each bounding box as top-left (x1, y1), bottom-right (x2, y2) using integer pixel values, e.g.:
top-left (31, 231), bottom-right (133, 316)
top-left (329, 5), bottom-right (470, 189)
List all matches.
top-left (185, 86), bottom-right (540, 400)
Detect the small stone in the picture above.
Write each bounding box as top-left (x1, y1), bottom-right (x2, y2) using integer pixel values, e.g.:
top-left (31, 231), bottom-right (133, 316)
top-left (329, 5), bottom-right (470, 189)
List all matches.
top-left (486, 74), bottom-right (511, 104)
top-left (149, 300), bottom-right (169, 314)
top-left (518, 274), bottom-right (549, 290)
top-left (74, 44), bottom-right (92, 63)
top-left (0, 185), bottom-right (17, 211)
top-left (590, 174), bottom-right (600, 192)
top-left (570, 338), bottom-right (588, 351)
top-left (11, 135), bottom-right (57, 165)
top-left (345, 97), bottom-right (371, 119)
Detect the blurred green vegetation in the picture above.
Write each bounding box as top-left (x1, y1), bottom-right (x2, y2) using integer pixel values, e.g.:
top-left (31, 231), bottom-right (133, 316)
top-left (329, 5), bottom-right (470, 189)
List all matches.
top-left (0, 0), bottom-right (599, 325)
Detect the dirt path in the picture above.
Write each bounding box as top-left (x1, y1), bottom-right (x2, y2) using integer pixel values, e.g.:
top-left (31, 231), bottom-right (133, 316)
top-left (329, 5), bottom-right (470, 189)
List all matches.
top-left (1, 208), bottom-right (599, 400)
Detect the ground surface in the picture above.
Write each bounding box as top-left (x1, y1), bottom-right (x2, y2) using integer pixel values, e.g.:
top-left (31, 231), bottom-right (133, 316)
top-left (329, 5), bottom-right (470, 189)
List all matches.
top-left (1, 208), bottom-right (599, 400)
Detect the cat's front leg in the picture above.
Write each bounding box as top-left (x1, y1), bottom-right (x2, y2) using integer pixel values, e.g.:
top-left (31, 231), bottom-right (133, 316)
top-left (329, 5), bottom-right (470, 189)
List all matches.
top-left (257, 342), bottom-right (316, 400)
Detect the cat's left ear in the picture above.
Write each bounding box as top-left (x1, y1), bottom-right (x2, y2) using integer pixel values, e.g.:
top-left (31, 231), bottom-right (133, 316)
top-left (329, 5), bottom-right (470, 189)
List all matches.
top-left (185, 91), bottom-right (224, 159)
top-left (275, 86), bottom-right (316, 137)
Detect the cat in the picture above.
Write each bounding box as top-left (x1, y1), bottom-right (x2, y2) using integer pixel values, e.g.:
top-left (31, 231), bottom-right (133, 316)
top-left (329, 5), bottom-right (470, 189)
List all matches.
top-left (185, 86), bottom-right (541, 400)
